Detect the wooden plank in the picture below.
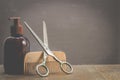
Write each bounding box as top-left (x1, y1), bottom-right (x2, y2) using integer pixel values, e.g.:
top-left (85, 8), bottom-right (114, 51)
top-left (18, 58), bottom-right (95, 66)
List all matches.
top-left (94, 65), bottom-right (120, 80)
top-left (0, 65), bottom-right (120, 80)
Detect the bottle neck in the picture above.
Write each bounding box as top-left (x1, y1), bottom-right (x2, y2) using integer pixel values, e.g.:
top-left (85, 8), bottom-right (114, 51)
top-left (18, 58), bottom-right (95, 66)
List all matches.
top-left (10, 25), bottom-right (23, 37)
top-left (11, 33), bottom-right (23, 37)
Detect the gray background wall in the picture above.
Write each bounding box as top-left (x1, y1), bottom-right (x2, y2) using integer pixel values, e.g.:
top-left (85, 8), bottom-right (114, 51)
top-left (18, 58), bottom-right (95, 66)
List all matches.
top-left (0, 0), bottom-right (119, 65)
top-left (118, 0), bottom-right (120, 62)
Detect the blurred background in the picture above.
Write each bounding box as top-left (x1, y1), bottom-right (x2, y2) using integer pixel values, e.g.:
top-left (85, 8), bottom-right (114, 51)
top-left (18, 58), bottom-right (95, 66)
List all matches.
top-left (0, 0), bottom-right (120, 65)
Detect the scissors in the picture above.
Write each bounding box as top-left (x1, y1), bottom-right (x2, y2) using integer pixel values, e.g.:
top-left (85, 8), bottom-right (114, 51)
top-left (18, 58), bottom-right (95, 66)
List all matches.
top-left (24, 21), bottom-right (73, 77)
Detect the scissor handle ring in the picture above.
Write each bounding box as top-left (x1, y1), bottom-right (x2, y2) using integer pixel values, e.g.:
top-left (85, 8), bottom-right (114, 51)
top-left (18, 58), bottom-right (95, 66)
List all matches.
top-left (60, 62), bottom-right (73, 74)
top-left (36, 64), bottom-right (49, 77)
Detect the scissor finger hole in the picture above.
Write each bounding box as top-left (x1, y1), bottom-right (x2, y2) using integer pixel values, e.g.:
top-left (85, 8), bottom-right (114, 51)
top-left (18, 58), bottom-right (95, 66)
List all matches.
top-left (36, 65), bottom-right (49, 76)
top-left (61, 62), bottom-right (73, 74)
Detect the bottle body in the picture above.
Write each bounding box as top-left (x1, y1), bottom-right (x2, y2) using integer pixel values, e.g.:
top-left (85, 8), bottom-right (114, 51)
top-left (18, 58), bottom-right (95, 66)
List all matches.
top-left (4, 35), bottom-right (30, 74)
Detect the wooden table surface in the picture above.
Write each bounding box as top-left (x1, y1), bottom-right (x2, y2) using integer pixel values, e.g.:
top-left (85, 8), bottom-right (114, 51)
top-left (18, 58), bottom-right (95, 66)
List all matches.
top-left (0, 65), bottom-right (120, 80)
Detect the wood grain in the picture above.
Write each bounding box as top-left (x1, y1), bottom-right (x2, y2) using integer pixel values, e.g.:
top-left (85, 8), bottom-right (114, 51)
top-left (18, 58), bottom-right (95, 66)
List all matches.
top-left (24, 51), bottom-right (66, 74)
top-left (1, 65), bottom-right (120, 80)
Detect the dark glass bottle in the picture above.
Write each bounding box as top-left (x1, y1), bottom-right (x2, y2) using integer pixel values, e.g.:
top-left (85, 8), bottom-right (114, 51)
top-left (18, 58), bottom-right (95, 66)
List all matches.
top-left (4, 17), bottom-right (30, 75)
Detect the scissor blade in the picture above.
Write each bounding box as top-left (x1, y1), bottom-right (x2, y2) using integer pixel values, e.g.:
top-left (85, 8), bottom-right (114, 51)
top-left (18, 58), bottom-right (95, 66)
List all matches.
top-left (43, 21), bottom-right (48, 47)
top-left (24, 21), bottom-right (53, 56)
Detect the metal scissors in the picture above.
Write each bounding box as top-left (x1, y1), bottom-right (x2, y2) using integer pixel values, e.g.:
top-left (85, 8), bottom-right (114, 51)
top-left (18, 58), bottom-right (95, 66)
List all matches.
top-left (24, 21), bottom-right (73, 77)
